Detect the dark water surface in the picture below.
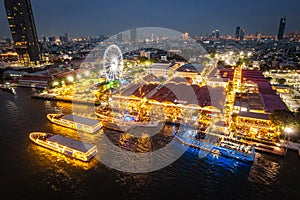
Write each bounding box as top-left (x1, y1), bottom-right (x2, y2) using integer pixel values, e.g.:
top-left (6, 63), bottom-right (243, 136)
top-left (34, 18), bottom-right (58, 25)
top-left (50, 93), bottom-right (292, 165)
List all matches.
top-left (0, 88), bottom-right (299, 199)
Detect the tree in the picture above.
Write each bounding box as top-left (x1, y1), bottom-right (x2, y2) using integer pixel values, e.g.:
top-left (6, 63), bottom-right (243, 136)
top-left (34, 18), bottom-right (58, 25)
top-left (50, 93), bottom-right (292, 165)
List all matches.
top-left (276, 78), bottom-right (286, 85)
top-left (266, 77), bottom-right (272, 82)
top-left (270, 109), bottom-right (294, 129)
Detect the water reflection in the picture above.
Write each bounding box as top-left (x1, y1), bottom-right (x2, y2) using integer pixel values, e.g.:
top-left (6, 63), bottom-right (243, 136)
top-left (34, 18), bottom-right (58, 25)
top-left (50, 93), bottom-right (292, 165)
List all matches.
top-left (248, 152), bottom-right (281, 185)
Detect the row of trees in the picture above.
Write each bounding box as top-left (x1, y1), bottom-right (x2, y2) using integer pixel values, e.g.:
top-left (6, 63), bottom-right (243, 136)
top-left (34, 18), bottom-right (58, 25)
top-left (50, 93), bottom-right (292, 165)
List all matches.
top-left (270, 109), bottom-right (300, 140)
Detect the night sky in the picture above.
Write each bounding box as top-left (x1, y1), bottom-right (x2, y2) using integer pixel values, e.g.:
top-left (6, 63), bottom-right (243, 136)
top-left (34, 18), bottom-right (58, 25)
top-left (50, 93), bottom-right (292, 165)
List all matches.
top-left (0, 0), bottom-right (299, 38)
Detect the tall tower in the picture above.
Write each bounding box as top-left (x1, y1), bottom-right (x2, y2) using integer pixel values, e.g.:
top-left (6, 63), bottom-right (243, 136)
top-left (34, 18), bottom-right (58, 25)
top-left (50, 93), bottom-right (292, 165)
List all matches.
top-left (277, 17), bottom-right (286, 40)
top-left (4, 0), bottom-right (42, 66)
top-left (240, 28), bottom-right (245, 41)
top-left (130, 28), bottom-right (137, 42)
top-left (235, 26), bottom-right (240, 40)
top-left (215, 30), bottom-right (220, 39)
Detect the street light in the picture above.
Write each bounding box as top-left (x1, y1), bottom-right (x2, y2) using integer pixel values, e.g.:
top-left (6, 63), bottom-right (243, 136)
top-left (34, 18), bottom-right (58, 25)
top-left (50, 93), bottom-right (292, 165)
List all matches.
top-left (284, 127), bottom-right (293, 154)
top-left (284, 127), bottom-right (292, 134)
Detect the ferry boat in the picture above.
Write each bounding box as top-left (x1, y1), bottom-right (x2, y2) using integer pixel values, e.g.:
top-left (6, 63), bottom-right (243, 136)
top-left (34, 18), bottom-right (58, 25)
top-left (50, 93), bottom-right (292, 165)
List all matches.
top-left (29, 132), bottom-right (98, 162)
top-left (95, 112), bottom-right (159, 129)
top-left (174, 131), bottom-right (255, 163)
top-left (47, 114), bottom-right (102, 133)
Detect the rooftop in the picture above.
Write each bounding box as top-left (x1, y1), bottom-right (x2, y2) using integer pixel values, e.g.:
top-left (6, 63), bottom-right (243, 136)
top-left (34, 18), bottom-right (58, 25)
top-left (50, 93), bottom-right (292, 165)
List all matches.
top-left (48, 135), bottom-right (95, 153)
top-left (63, 114), bottom-right (100, 126)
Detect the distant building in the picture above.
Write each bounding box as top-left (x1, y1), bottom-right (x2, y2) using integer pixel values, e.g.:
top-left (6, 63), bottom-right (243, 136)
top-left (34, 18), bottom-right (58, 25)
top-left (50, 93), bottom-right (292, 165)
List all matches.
top-left (215, 30), bottom-right (220, 39)
top-left (59, 33), bottom-right (68, 44)
top-left (117, 33), bottom-right (123, 43)
top-left (42, 36), bottom-right (47, 43)
top-left (235, 26), bottom-right (241, 40)
top-left (212, 31), bottom-right (215, 38)
top-left (48, 36), bottom-right (56, 43)
top-left (277, 17), bottom-right (286, 40)
top-left (130, 28), bottom-right (137, 42)
top-left (183, 32), bottom-right (189, 40)
top-left (240, 28), bottom-right (245, 41)
top-left (256, 32), bottom-right (261, 42)
top-left (140, 50), bottom-right (151, 59)
top-left (4, 0), bottom-right (42, 66)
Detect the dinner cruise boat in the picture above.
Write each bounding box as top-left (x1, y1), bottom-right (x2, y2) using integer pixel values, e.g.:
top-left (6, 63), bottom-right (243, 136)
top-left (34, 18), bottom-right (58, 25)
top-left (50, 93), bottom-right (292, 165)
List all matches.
top-left (95, 111), bottom-right (159, 129)
top-left (174, 130), bottom-right (255, 163)
top-left (29, 132), bottom-right (98, 162)
top-left (47, 114), bottom-right (102, 133)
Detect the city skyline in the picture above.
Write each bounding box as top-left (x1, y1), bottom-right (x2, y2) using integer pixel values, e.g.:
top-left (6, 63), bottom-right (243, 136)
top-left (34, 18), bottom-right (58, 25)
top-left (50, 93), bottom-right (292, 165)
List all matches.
top-left (0, 0), bottom-right (300, 38)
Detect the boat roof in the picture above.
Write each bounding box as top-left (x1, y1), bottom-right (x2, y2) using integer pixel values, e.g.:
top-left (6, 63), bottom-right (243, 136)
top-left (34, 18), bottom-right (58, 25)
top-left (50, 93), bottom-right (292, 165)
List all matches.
top-left (63, 114), bottom-right (100, 126)
top-left (48, 135), bottom-right (95, 153)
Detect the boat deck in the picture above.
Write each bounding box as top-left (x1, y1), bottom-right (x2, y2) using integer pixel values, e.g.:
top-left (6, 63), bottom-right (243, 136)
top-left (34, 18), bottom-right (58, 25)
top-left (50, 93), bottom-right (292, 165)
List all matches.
top-left (48, 135), bottom-right (95, 153)
top-left (62, 114), bottom-right (100, 126)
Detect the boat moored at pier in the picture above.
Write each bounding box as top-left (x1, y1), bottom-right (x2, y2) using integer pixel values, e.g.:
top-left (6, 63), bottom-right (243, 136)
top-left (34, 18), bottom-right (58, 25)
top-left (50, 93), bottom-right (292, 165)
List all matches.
top-left (47, 114), bottom-right (102, 133)
top-left (174, 130), bottom-right (255, 163)
top-left (95, 112), bottom-right (159, 130)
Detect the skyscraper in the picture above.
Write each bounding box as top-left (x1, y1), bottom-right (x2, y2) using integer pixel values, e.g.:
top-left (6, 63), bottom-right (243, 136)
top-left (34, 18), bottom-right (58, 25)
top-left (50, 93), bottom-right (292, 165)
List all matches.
top-left (130, 28), bottom-right (137, 42)
top-left (277, 17), bottom-right (286, 40)
top-left (4, 0), bottom-right (42, 66)
top-left (235, 26), bottom-right (240, 40)
top-left (215, 30), bottom-right (220, 39)
top-left (240, 28), bottom-right (245, 41)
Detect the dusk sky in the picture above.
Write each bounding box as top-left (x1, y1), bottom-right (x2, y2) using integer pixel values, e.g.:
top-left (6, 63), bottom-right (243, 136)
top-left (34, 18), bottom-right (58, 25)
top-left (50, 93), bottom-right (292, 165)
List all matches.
top-left (0, 0), bottom-right (299, 38)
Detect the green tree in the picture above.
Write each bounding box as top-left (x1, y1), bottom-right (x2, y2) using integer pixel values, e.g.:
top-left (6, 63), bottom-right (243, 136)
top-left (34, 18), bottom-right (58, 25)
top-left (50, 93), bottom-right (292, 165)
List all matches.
top-left (276, 78), bottom-right (286, 85)
top-left (270, 109), bottom-right (294, 129)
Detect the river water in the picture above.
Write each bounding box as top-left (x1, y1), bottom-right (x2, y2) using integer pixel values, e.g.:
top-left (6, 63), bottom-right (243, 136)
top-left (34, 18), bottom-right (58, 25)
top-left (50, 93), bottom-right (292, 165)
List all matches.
top-left (0, 88), bottom-right (299, 199)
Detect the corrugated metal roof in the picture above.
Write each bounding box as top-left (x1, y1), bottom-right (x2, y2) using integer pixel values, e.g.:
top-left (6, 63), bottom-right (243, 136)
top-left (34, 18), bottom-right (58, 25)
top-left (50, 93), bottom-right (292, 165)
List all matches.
top-left (48, 135), bottom-right (95, 153)
top-left (63, 114), bottom-right (100, 126)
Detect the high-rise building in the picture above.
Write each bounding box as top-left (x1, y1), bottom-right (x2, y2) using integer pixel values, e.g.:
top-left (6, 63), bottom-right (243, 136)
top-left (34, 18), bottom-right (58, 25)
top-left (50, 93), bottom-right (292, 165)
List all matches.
top-left (59, 33), bottom-right (68, 44)
top-left (212, 31), bottom-right (215, 38)
top-left (117, 33), bottom-right (123, 43)
top-left (130, 28), bottom-right (137, 42)
top-left (256, 32), bottom-right (261, 42)
top-left (4, 0), bottom-right (42, 66)
top-left (235, 26), bottom-right (240, 40)
top-left (240, 28), bottom-right (245, 41)
top-left (277, 17), bottom-right (286, 40)
top-left (215, 30), bottom-right (220, 39)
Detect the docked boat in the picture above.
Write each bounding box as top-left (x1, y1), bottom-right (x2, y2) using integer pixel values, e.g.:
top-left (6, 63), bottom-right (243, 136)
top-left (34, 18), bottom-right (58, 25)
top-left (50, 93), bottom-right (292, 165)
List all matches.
top-left (174, 131), bottom-right (255, 163)
top-left (95, 112), bottom-right (159, 129)
top-left (29, 132), bottom-right (98, 162)
top-left (47, 114), bottom-right (102, 133)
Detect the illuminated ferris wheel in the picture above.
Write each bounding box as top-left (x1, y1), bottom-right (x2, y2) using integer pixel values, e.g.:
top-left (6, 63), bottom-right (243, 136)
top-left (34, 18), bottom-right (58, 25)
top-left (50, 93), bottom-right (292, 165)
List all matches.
top-left (103, 44), bottom-right (124, 82)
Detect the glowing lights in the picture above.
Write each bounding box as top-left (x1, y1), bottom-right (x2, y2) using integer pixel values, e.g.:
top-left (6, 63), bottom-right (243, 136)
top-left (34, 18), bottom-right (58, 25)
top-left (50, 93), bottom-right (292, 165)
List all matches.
top-left (85, 70), bottom-right (90, 76)
top-left (52, 81), bottom-right (59, 86)
top-left (76, 74), bottom-right (82, 79)
top-left (284, 127), bottom-right (293, 134)
top-left (67, 76), bottom-right (74, 82)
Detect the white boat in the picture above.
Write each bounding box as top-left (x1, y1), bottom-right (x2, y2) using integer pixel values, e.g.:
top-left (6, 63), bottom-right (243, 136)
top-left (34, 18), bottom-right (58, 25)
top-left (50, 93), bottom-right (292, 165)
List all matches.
top-left (95, 112), bottom-right (159, 129)
top-left (47, 114), bottom-right (102, 133)
top-left (29, 132), bottom-right (98, 162)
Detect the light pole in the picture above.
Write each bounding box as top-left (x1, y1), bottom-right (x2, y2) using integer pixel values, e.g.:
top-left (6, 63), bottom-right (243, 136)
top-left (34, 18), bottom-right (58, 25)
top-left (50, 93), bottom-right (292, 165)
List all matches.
top-left (284, 127), bottom-right (292, 154)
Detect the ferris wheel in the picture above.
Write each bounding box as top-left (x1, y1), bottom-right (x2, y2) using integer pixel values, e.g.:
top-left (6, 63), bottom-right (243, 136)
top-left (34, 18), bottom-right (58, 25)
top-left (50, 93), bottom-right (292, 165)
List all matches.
top-left (103, 44), bottom-right (124, 82)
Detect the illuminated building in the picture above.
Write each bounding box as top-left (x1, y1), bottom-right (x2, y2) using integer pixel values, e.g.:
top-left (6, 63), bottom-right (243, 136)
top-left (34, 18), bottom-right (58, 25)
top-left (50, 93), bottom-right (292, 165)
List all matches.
top-left (277, 17), bottom-right (286, 40)
top-left (4, 0), bottom-right (42, 66)
top-left (183, 32), bottom-right (189, 40)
